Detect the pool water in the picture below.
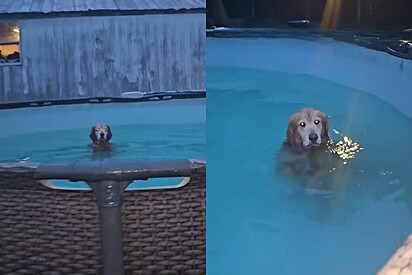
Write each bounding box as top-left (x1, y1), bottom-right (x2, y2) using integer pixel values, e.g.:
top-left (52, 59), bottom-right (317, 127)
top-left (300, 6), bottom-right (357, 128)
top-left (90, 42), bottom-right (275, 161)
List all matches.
top-left (0, 123), bottom-right (205, 163)
top-left (207, 66), bottom-right (412, 275)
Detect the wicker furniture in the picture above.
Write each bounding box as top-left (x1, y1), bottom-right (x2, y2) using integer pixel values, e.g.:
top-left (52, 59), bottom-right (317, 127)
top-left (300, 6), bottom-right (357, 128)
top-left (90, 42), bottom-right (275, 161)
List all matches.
top-left (0, 160), bottom-right (206, 275)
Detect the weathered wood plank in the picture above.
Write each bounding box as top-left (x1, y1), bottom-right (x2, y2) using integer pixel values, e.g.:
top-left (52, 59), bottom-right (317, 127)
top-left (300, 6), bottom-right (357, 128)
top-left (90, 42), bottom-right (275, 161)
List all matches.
top-left (4, 13), bottom-right (204, 102)
top-left (0, 66), bottom-right (10, 101)
top-left (0, 65), bottom-right (23, 101)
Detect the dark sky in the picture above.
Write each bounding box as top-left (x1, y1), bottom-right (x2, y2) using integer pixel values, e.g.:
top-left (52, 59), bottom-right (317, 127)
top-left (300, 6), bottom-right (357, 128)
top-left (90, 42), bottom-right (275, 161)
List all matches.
top-left (208, 0), bottom-right (412, 29)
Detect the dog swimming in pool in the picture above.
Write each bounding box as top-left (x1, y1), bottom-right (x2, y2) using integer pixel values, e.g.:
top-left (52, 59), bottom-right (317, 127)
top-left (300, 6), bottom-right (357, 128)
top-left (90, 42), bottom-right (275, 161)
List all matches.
top-left (89, 124), bottom-right (113, 153)
top-left (285, 108), bottom-right (330, 152)
top-left (276, 108), bottom-right (338, 180)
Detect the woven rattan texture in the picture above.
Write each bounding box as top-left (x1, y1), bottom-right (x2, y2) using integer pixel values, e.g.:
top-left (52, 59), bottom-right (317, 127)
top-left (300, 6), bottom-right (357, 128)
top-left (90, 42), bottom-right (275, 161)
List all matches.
top-left (0, 167), bottom-right (205, 275)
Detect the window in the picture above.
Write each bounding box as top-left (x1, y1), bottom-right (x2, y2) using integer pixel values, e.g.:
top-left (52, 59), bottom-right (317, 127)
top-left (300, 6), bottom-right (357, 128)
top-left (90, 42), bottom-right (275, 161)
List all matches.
top-left (0, 22), bottom-right (20, 64)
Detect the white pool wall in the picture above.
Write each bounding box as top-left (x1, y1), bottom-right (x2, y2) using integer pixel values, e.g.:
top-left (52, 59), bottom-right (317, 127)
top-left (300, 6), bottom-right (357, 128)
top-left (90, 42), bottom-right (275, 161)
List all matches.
top-left (207, 38), bottom-right (412, 118)
top-left (0, 98), bottom-right (205, 138)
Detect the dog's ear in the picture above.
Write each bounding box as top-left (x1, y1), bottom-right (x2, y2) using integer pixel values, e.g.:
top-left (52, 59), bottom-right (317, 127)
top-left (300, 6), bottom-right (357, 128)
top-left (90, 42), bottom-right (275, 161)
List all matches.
top-left (90, 126), bottom-right (97, 142)
top-left (286, 119), bottom-right (302, 147)
top-left (106, 126), bottom-right (112, 140)
top-left (319, 112), bottom-right (330, 142)
top-left (286, 120), bottom-right (294, 145)
top-left (286, 116), bottom-right (303, 151)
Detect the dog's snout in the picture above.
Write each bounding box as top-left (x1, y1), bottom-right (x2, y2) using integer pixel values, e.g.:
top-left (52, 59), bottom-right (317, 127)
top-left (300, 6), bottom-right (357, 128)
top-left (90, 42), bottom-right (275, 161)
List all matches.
top-left (100, 133), bottom-right (105, 138)
top-left (309, 133), bottom-right (318, 142)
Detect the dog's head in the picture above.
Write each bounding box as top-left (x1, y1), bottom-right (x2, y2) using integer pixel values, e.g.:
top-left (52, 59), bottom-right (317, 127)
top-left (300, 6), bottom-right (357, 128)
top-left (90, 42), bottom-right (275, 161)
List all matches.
top-left (286, 108), bottom-right (329, 151)
top-left (90, 124), bottom-right (112, 144)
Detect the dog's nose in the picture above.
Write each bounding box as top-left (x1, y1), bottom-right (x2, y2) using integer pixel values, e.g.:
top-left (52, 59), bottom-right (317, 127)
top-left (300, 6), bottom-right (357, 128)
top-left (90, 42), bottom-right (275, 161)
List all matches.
top-left (100, 133), bottom-right (105, 138)
top-left (309, 133), bottom-right (318, 142)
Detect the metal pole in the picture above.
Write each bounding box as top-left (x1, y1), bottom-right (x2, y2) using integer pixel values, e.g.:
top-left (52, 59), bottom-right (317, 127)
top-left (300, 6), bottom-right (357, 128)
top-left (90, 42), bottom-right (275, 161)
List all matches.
top-left (88, 180), bottom-right (130, 275)
top-left (32, 160), bottom-right (193, 182)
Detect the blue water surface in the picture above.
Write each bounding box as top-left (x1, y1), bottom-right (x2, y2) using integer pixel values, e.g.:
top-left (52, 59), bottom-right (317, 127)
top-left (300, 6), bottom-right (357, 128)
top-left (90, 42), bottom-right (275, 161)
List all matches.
top-left (207, 66), bottom-right (412, 275)
top-left (0, 114), bottom-right (205, 189)
top-left (0, 123), bottom-right (205, 163)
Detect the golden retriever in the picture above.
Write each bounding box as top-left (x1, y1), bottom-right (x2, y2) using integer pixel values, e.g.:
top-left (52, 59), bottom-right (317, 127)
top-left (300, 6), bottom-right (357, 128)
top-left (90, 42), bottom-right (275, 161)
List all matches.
top-left (276, 108), bottom-right (336, 180)
top-left (286, 108), bottom-right (330, 152)
top-left (90, 124), bottom-right (112, 152)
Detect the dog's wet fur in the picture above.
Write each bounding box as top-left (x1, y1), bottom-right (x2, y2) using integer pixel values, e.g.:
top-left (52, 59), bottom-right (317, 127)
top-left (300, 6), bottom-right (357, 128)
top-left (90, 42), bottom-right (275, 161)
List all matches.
top-left (90, 124), bottom-right (112, 153)
top-left (276, 108), bottom-right (340, 183)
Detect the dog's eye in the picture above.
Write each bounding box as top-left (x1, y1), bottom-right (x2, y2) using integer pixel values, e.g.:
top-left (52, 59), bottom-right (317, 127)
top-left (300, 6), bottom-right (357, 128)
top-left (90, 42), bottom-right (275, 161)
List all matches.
top-left (314, 120), bottom-right (320, 125)
top-left (299, 122), bottom-right (306, 127)
top-left (95, 128), bottom-right (100, 131)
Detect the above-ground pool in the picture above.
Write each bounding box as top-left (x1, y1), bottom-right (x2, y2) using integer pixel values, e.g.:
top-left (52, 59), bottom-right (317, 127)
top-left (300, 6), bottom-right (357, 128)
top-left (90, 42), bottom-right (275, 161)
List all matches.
top-left (207, 35), bottom-right (412, 275)
top-left (0, 98), bottom-right (205, 163)
top-left (0, 97), bottom-right (205, 189)
top-left (0, 95), bottom-right (206, 274)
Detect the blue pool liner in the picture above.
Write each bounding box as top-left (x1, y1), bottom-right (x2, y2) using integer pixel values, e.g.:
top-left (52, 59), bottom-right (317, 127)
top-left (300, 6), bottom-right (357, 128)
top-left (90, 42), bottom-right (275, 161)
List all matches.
top-left (41, 177), bottom-right (189, 191)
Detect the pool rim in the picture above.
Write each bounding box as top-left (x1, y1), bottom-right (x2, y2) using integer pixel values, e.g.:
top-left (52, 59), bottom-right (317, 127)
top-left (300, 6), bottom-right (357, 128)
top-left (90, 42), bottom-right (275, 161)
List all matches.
top-left (0, 90), bottom-right (206, 110)
top-left (206, 27), bottom-right (412, 60)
